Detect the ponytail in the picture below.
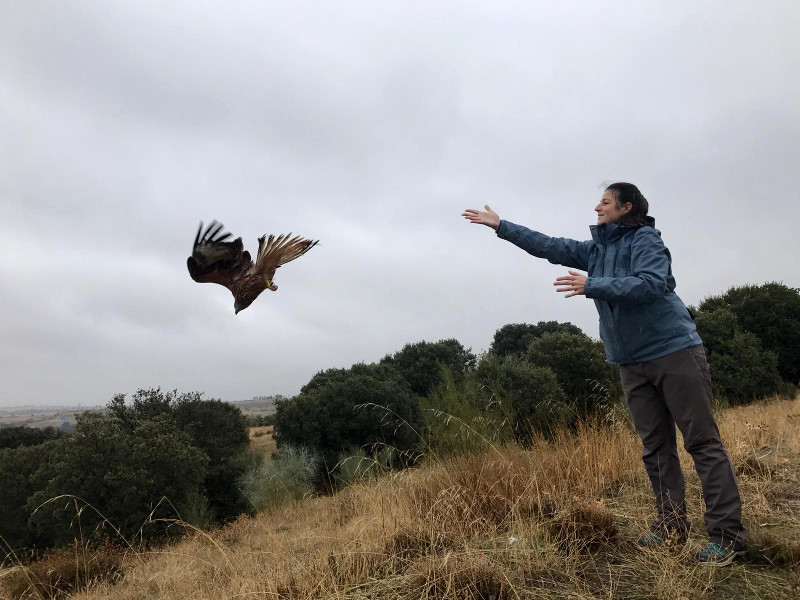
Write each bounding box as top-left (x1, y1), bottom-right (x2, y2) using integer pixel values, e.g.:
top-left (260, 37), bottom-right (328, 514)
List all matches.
top-left (605, 182), bottom-right (649, 225)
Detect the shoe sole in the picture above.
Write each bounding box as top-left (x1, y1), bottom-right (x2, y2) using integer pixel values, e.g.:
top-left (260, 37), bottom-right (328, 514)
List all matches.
top-left (698, 550), bottom-right (746, 567)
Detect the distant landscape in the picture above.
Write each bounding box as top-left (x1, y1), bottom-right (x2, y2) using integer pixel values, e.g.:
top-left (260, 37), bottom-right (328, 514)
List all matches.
top-left (0, 408), bottom-right (85, 431)
top-left (0, 397), bottom-right (278, 431)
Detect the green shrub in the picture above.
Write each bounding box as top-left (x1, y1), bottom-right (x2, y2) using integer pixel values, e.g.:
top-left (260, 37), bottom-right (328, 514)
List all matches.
top-left (380, 339), bottom-right (476, 397)
top-left (0, 426), bottom-right (66, 450)
top-left (698, 282), bottom-right (800, 384)
top-left (476, 354), bottom-right (569, 443)
top-left (247, 414), bottom-right (275, 427)
top-left (178, 491), bottom-right (216, 530)
top-left (525, 331), bottom-right (621, 420)
top-left (0, 441), bottom-right (61, 554)
top-left (173, 396), bottom-right (250, 521)
top-left (108, 388), bottom-right (250, 522)
top-left (333, 446), bottom-right (394, 485)
top-left (274, 363), bottom-right (422, 480)
top-left (238, 445), bottom-right (320, 512)
top-left (26, 412), bottom-right (208, 547)
top-left (695, 308), bottom-right (782, 404)
top-left (489, 321), bottom-right (586, 358)
top-left (421, 367), bottom-right (512, 457)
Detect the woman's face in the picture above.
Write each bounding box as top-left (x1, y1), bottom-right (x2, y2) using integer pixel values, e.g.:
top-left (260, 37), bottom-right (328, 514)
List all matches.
top-left (595, 190), bottom-right (631, 225)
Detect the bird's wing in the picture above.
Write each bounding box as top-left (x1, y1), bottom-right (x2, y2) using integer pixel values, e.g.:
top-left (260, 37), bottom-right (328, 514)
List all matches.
top-left (252, 233), bottom-right (319, 282)
top-left (187, 221), bottom-right (253, 289)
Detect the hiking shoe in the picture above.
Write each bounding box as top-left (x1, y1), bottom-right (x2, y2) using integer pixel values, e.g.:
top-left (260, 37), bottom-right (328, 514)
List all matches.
top-left (695, 543), bottom-right (746, 567)
top-left (637, 533), bottom-right (664, 548)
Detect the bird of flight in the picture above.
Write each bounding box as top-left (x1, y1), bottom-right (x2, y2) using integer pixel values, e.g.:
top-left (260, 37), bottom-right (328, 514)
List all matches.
top-left (187, 221), bottom-right (319, 313)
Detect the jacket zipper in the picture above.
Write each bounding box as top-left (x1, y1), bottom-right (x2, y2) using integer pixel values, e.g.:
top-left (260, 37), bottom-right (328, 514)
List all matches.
top-left (605, 238), bottom-right (633, 363)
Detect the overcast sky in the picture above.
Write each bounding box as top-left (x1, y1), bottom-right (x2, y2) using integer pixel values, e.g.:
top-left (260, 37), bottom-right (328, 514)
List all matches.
top-left (1, 1), bottom-right (798, 407)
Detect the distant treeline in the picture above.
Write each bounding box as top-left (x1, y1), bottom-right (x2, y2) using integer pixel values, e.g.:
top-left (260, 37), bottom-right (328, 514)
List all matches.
top-left (0, 426), bottom-right (67, 449)
top-left (1, 281), bottom-right (797, 560)
top-left (246, 414), bottom-right (275, 427)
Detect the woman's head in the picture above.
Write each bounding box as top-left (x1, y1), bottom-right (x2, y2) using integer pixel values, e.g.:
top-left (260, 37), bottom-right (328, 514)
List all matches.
top-left (595, 182), bottom-right (649, 226)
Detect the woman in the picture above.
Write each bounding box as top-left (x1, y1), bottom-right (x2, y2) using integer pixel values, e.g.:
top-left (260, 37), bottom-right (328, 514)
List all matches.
top-left (462, 182), bottom-right (747, 566)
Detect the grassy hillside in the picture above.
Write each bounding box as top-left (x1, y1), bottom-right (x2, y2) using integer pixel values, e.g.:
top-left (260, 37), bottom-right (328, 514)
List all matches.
top-left (5, 396), bottom-right (800, 599)
top-left (249, 425), bottom-right (277, 458)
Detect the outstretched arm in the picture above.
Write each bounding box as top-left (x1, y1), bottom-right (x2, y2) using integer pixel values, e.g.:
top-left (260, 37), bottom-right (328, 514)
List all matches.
top-left (463, 206), bottom-right (592, 271)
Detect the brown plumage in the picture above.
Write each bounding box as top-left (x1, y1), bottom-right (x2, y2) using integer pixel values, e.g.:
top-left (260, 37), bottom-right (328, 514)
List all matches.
top-left (187, 221), bottom-right (318, 313)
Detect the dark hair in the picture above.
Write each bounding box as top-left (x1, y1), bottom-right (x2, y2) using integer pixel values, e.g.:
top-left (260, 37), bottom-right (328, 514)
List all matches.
top-left (605, 182), bottom-right (649, 225)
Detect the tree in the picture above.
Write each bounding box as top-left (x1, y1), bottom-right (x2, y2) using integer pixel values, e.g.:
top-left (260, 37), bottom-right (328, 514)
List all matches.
top-left (274, 363), bottom-right (422, 479)
top-left (525, 331), bottom-right (622, 419)
top-left (107, 387), bottom-right (173, 426)
top-left (107, 388), bottom-right (250, 522)
top-left (0, 426), bottom-right (65, 450)
top-left (173, 396), bottom-right (250, 520)
top-left (476, 354), bottom-right (569, 443)
top-left (0, 441), bottom-right (61, 552)
top-left (694, 308), bottom-right (782, 404)
top-left (380, 339), bottom-right (476, 397)
top-left (698, 282), bottom-right (800, 383)
top-left (489, 321), bottom-right (586, 358)
top-left (26, 412), bottom-right (208, 547)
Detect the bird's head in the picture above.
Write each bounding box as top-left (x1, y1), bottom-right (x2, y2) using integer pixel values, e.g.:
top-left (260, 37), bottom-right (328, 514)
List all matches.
top-left (234, 296), bottom-right (256, 314)
top-left (234, 287), bottom-right (264, 314)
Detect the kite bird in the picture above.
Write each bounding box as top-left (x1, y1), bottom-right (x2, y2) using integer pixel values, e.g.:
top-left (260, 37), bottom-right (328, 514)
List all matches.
top-left (187, 221), bottom-right (318, 314)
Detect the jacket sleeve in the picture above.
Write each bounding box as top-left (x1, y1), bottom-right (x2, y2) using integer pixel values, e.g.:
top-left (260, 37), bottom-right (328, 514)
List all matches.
top-left (584, 227), bottom-right (669, 302)
top-left (496, 220), bottom-right (592, 271)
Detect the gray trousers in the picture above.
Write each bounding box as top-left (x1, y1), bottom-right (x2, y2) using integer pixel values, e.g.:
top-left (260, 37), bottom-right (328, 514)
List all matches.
top-left (619, 345), bottom-right (747, 550)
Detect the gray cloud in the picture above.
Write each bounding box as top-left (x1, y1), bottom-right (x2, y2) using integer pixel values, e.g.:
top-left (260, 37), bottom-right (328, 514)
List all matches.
top-left (2, 1), bottom-right (799, 406)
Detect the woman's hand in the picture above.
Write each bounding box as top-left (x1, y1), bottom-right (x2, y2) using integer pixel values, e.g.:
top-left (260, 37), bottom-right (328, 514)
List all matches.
top-left (554, 270), bottom-right (587, 298)
top-left (462, 205), bottom-right (500, 230)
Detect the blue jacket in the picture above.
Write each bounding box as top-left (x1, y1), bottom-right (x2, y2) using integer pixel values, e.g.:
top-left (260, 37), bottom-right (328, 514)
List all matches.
top-left (496, 217), bottom-right (701, 364)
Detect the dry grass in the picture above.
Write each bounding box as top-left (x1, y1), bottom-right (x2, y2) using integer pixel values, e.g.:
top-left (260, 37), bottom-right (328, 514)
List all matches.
top-left (6, 396), bottom-right (800, 600)
top-left (249, 425), bottom-right (277, 458)
top-left (0, 543), bottom-right (124, 600)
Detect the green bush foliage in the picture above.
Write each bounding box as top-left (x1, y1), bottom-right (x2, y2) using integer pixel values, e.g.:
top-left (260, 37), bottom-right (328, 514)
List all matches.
top-left (0, 441), bottom-right (62, 554)
top-left (247, 414), bottom-right (275, 427)
top-left (173, 396), bottom-right (251, 521)
top-left (333, 445), bottom-right (395, 485)
top-left (698, 282), bottom-right (800, 384)
top-left (238, 445), bottom-right (320, 512)
top-left (525, 331), bottom-right (622, 419)
top-left (489, 321), bottom-right (586, 357)
top-left (380, 339), bottom-right (476, 397)
top-left (476, 354), bottom-right (570, 443)
top-left (694, 308), bottom-right (782, 404)
top-left (0, 389), bottom-right (251, 554)
top-left (419, 369), bottom-right (512, 457)
top-left (26, 412), bottom-right (208, 548)
top-left (274, 363), bottom-right (422, 480)
top-left (108, 388), bottom-right (251, 522)
top-left (0, 426), bottom-right (65, 450)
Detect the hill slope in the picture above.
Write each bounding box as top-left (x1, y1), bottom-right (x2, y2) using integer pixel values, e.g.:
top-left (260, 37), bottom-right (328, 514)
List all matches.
top-left (13, 397), bottom-right (800, 599)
